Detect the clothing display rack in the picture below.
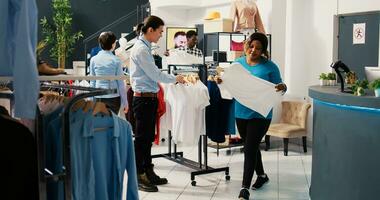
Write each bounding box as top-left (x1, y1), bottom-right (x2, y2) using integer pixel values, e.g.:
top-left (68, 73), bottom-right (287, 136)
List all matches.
top-left (37, 83), bottom-right (117, 200)
top-left (202, 68), bottom-right (244, 156)
top-left (1, 75), bottom-right (122, 200)
top-left (151, 64), bottom-right (230, 186)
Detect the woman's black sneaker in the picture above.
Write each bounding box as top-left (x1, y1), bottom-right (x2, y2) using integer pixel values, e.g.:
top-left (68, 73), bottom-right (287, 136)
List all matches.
top-left (238, 188), bottom-right (250, 200)
top-left (252, 174), bottom-right (269, 190)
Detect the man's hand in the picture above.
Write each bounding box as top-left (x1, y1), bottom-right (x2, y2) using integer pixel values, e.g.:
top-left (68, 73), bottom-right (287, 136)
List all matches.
top-left (164, 50), bottom-right (170, 56)
top-left (176, 75), bottom-right (186, 84)
top-left (214, 75), bottom-right (223, 84)
top-left (275, 83), bottom-right (287, 93)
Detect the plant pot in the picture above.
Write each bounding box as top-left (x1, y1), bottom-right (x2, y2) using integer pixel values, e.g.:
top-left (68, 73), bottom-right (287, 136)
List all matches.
top-left (323, 80), bottom-right (328, 86)
top-left (375, 88), bottom-right (380, 97)
top-left (327, 80), bottom-right (334, 86)
top-left (320, 80), bottom-right (326, 86)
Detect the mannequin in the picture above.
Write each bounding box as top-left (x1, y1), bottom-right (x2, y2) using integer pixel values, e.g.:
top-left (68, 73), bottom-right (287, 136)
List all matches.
top-left (230, 0), bottom-right (265, 36)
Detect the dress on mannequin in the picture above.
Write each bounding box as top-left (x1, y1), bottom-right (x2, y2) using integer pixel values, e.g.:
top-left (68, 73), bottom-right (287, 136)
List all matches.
top-left (230, 0), bottom-right (266, 35)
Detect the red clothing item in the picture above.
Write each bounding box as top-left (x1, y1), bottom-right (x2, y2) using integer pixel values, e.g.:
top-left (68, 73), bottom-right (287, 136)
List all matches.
top-left (126, 88), bottom-right (136, 133)
top-left (154, 84), bottom-right (166, 145)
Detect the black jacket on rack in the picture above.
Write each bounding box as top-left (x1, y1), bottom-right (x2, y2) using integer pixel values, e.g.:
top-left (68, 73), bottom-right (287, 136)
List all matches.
top-left (1, 106), bottom-right (38, 200)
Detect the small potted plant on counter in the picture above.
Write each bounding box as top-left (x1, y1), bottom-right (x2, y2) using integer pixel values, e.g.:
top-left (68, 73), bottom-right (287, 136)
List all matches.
top-left (319, 73), bottom-right (328, 86)
top-left (327, 72), bottom-right (336, 86)
top-left (350, 79), bottom-right (369, 96)
top-left (369, 79), bottom-right (380, 97)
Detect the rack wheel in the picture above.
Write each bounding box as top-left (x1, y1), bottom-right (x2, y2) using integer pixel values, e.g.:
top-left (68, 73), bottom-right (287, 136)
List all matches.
top-left (225, 175), bottom-right (231, 181)
top-left (161, 138), bottom-right (165, 142)
top-left (191, 180), bottom-right (196, 186)
top-left (240, 147), bottom-right (244, 153)
top-left (226, 149), bottom-right (231, 155)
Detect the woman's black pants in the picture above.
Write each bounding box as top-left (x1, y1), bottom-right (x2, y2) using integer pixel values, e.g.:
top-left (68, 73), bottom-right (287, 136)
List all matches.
top-left (236, 118), bottom-right (271, 188)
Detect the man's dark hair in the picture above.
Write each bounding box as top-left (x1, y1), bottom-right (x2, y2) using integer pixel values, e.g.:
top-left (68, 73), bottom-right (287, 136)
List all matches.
top-left (186, 30), bottom-right (197, 39)
top-left (98, 31), bottom-right (116, 50)
top-left (174, 31), bottom-right (186, 39)
top-left (141, 15), bottom-right (165, 34)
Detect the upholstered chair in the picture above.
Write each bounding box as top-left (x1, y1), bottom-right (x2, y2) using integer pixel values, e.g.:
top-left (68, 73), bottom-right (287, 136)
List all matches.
top-left (265, 101), bottom-right (311, 156)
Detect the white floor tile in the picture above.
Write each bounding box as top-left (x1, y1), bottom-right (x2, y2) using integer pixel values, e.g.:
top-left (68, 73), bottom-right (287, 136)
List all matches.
top-left (123, 140), bottom-right (312, 200)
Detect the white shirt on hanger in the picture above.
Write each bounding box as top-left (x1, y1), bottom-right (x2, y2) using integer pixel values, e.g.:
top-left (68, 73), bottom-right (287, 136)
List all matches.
top-left (162, 81), bottom-right (209, 146)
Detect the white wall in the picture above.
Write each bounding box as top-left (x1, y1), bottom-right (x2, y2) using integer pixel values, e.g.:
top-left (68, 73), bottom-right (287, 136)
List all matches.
top-left (277, 0), bottom-right (379, 141)
top-left (282, 0), bottom-right (337, 99)
top-left (338, 0), bottom-right (380, 14)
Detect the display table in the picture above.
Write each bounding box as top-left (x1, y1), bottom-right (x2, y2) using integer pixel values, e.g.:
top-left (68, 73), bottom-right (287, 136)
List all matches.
top-left (308, 86), bottom-right (380, 200)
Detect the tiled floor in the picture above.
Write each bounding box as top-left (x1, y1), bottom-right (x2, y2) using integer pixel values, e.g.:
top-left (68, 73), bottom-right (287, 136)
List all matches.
top-left (124, 139), bottom-right (312, 200)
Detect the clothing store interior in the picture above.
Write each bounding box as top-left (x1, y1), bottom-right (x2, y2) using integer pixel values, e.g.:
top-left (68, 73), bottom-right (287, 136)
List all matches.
top-left (1, 0), bottom-right (380, 200)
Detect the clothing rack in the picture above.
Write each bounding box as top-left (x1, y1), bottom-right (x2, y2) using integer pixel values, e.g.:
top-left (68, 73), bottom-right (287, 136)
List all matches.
top-left (151, 64), bottom-right (230, 186)
top-left (1, 74), bottom-right (128, 199)
top-left (37, 83), bottom-right (117, 200)
top-left (204, 68), bottom-right (244, 156)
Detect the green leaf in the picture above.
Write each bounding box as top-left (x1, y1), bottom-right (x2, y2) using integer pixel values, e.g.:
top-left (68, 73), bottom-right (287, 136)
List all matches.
top-left (39, 0), bottom-right (83, 65)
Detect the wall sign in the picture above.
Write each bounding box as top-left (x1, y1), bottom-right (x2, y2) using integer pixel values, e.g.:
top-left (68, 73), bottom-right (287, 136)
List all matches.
top-left (353, 23), bottom-right (366, 44)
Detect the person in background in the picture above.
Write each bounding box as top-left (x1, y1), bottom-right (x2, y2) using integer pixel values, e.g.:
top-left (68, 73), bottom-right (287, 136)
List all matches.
top-left (177, 30), bottom-right (203, 58)
top-left (129, 15), bottom-right (185, 192)
top-left (216, 32), bottom-right (286, 200)
top-left (89, 31), bottom-right (128, 114)
top-left (230, 0), bottom-right (266, 36)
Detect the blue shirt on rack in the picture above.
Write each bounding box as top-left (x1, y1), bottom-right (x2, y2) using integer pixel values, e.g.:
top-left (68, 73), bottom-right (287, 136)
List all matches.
top-left (234, 56), bottom-right (283, 119)
top-left (129, 36), bottom-right (176, 93)
top-left (0, 0), bottom-right (39, 118)
top-left (89, 50), bottom-right (128, 108)
top-left (70, 110), bottom-right (139, 200)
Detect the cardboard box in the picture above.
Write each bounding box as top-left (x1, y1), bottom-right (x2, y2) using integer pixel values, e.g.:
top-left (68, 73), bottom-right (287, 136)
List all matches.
top-left (227, 51), bottom-right (244, 61)
top-left (204, 18), bottom-right (233, 33)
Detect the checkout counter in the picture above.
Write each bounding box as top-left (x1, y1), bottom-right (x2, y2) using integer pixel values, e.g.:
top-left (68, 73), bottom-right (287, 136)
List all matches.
top-left (308, 85), bottom-right (380, 200)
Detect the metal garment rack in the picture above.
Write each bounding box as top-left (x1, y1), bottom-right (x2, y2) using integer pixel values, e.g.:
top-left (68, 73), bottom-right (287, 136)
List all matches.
top-left (202, 68), bottom-right (244, 156)
top-left (0, 75), bottom-right (124, 200)
top-left (151, 64), bottom-right (230, 186)
top-left (36, 83), bottom-right (117, 200)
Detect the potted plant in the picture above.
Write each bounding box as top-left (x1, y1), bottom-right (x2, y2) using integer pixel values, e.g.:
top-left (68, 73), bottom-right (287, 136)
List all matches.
top-left (369, 79), bottom-right (380, 97)
top-left (327, 73), bottom-right (336, 86)
top-left (350, 79), bottom-right (369, 96)
top-left (319, 73), bottom-right (328, 86)
top-left (40, 0), bottom-right (83, 69)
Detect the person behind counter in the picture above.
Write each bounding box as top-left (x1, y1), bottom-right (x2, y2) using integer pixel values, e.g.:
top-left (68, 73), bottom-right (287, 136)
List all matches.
top-left (216, 32), bottom-right (286, 200)
top-left (129, 15), bottom-right (185, 192)
top-left (89, 31), bottom-right (128, 114)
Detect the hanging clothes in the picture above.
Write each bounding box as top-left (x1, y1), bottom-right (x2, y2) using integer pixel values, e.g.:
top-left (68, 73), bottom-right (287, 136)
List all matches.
top-left (1, 108), bottom-right (38, 200)
top-left (0, 0), bottom-right (39, 119)
top-left (162, 81), bottom-right (210, 145)
top-left (206, 81), bottom-right (236, 143)
top-left (42, 101), bottom-right (138, 200)
top-left (230, 0), bottom-right (266, 33)
top-left (126, 87), bottom-right (136, 133)
top-left (154, 84), bottom-right (166, 145)
top-left (70, 110), bottom-right (138, 200)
